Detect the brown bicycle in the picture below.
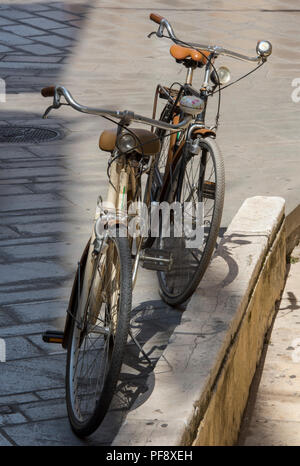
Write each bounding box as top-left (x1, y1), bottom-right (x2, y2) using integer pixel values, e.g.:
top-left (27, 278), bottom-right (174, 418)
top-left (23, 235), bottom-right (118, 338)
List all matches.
top-left (41, 13), bottom-right (272, 437)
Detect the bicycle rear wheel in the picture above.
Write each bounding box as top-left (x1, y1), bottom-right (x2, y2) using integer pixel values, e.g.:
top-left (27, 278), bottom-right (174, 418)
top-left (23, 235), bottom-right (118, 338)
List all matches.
top-left (66, 233), bottom-right (132, 437)
top-left (157, 137), bottom-right (225, 305)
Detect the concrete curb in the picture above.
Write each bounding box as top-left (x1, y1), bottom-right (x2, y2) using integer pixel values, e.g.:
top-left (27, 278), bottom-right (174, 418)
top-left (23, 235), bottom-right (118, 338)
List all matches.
top-left (286, 204), bottom-right (300, 255)
top-left (112, 196), bottom-right (287, 446)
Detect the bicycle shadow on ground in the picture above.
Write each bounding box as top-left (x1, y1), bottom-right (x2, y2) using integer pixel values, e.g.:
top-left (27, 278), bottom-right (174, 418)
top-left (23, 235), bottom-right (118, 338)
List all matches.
top-left (91, 299), bottom-right (183, 444)
top-left (90, 233), bottom-right (257, 443)
top-left (215, 233), bottom-right (254, 287)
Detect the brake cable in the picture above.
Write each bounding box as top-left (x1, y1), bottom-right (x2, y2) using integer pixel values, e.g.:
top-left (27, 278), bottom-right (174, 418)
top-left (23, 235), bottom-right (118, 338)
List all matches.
top-left (150, 28), bottom-right (266, 130)
top-left (211, 61), bottom-right (265, 94)
top-left (155, 32), bottom-right (222, 129)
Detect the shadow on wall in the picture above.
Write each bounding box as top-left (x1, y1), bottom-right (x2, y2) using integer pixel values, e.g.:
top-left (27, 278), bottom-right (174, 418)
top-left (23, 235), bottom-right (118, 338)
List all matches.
top-left (0, 1), bottom-right (93, 93)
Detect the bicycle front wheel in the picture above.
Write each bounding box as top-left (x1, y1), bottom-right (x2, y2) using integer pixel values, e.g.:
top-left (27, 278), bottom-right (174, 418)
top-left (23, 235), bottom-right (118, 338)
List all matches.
top-left (158, 137), bottom-right (225, 305)
top-left (66, 233), bottom-right (132, 437)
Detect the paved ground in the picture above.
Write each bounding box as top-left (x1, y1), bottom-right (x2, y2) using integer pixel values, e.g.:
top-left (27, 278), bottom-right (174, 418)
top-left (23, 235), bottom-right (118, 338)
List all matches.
top-left (0, 0), bottom-right (299, 446)
top-left (238, 244), bottom-right (300, 446)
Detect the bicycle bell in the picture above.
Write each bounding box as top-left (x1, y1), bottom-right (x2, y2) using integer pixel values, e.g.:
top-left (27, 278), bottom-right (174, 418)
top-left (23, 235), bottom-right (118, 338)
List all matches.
top-left (256, 40), bottom-right (272, 58)
top-left (179, 96), bottom-right (205, 116)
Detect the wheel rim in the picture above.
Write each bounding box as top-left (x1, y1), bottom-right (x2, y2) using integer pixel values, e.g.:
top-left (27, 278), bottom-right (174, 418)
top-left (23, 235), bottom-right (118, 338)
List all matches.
top-left (68, 238), bottom-right (121, 424)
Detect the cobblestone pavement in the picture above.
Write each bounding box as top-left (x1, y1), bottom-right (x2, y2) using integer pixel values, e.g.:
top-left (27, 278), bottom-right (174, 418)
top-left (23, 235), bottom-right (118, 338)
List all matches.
top-left (0, 0), bottom-right (299, 445)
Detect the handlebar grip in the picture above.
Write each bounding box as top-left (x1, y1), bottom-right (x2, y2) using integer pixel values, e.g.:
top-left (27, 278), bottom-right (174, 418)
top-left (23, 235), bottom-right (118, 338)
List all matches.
top-left (41, 86), bottom-right (55, 98)
top-left (150, 13), bottom-right (165, 24)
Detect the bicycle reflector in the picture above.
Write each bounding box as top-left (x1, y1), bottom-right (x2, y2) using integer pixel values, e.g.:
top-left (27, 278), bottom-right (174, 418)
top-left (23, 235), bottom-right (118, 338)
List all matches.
top-left (210, 66), bottom-right (231, 86)
top-left (179, 96), bottom-right (205, 116)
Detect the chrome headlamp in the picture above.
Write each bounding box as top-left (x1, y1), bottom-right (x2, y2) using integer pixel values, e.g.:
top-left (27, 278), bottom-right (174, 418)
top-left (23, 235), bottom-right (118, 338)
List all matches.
top-left (210, 66), bottom-right (231, 86)
top-left (117, 132), bottom-right (137, 153)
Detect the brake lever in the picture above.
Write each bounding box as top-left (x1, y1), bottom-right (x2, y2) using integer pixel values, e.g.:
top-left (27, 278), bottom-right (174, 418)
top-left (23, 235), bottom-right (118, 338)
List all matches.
top-left (148, 19), bottom-right (176, 41)
top-left (42, 102), bottom-right (68, 119)
top-left (147, 28), bottom-right (165, 39)
top-left (148, 20), bottom-right (168, 39)
top-left (42, 105), bottom-right (55, 119)
top-left (147, 31), bottom-right (157, 39)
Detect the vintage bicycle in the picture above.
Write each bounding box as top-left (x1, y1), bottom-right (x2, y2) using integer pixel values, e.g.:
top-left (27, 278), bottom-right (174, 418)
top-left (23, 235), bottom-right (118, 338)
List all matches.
top-left (41, 13), bottom-right (272, 437)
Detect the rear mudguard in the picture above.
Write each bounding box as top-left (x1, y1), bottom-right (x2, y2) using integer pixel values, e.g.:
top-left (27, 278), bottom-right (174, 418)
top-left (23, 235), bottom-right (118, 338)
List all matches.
top-left (62, 237), bottom-right (91, 349)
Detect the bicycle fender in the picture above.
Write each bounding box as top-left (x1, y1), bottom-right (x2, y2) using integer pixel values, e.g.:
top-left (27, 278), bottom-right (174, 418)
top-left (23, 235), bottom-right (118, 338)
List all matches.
top-left (191, 128), bottom-right (216, 139)
top-left (62, 237), bottom-right (91, 349)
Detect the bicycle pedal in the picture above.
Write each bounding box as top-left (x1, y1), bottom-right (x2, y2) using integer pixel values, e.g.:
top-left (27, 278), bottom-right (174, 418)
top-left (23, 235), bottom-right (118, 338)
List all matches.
top-left (203, 181), bottom-right (215, 199)
top-left (140, 248), bottom-right (173, 272)
top-left (42, 330), bottom-right (64, 344)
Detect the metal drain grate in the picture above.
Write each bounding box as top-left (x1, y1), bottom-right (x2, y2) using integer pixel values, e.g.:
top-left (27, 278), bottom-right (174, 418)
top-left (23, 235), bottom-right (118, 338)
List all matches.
top-left (0, 126), bottom-right (62, 144)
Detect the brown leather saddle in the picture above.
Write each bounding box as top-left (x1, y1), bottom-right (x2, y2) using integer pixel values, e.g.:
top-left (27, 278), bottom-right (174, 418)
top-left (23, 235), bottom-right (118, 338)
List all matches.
top-left (170, 44), bottom-right (210, 66)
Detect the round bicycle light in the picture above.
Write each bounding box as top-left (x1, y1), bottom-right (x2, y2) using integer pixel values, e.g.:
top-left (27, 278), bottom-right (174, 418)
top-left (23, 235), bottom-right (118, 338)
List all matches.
top-left (179, 96), bottom-right (205, 116)
top-left (117, 132), bottom-right (137, 153)
top-left (256, 40), bottom-right (272, 58)
top-left (210, 66), bottom-right (231, 86)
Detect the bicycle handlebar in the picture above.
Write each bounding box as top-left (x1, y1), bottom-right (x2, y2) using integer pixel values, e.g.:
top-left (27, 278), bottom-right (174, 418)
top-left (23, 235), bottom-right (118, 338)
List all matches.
top-left (149, 13), bottom-right (165, 25)
top-left (149, 12), bottom-right (272, 63)
top-left (41, 85), bottom-right (192, 131)
top-left (41, 86), bottom-right (55, 97)
top-left (41, 15), bottom-right (272, 125)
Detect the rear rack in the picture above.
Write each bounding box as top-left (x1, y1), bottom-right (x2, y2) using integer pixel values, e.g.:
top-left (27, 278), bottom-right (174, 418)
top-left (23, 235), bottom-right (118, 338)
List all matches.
top-left (158, 85), bottom-right (180, 101)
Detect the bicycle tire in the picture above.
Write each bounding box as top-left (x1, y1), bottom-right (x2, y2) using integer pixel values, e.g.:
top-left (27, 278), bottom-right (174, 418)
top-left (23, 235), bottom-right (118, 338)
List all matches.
top-left (157, 137), bottom-right (225, 305)
top-left (66, 233), bottom-right (132, 437)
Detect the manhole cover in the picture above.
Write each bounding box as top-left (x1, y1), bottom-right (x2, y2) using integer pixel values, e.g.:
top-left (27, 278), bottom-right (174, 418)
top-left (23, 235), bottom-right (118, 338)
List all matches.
top-left (0, 126), bottom-right (62, 144)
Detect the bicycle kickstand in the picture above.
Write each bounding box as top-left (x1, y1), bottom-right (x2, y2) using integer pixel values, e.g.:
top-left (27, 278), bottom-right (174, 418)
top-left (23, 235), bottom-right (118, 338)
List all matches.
top-left (128, 328), bottom-right (154, 368)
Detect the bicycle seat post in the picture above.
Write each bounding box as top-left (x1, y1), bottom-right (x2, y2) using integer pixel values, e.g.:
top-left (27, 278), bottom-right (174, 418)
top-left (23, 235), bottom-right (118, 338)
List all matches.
top-left (185, 66), bottom-right (194, 85)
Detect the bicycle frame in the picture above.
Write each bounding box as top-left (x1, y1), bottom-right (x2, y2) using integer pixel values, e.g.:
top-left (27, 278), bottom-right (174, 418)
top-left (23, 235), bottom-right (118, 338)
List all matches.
top-left (42, 13), bottom-right (272, 342)
top-left (41, 14), bottom-right (273, 439)
top-left (150, 58), bottom-right (216, 200)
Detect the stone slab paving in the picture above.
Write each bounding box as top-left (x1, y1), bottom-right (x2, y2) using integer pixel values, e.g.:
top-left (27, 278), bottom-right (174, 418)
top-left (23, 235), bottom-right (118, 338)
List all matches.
top-left (0, 1), bottom-right (88, 73)
top-left (239, 245), bottom-right (300, 446)
top-left (0, 0), bottom-right (299, 446)
top-left (0, 0), bottom-right (182, 446)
